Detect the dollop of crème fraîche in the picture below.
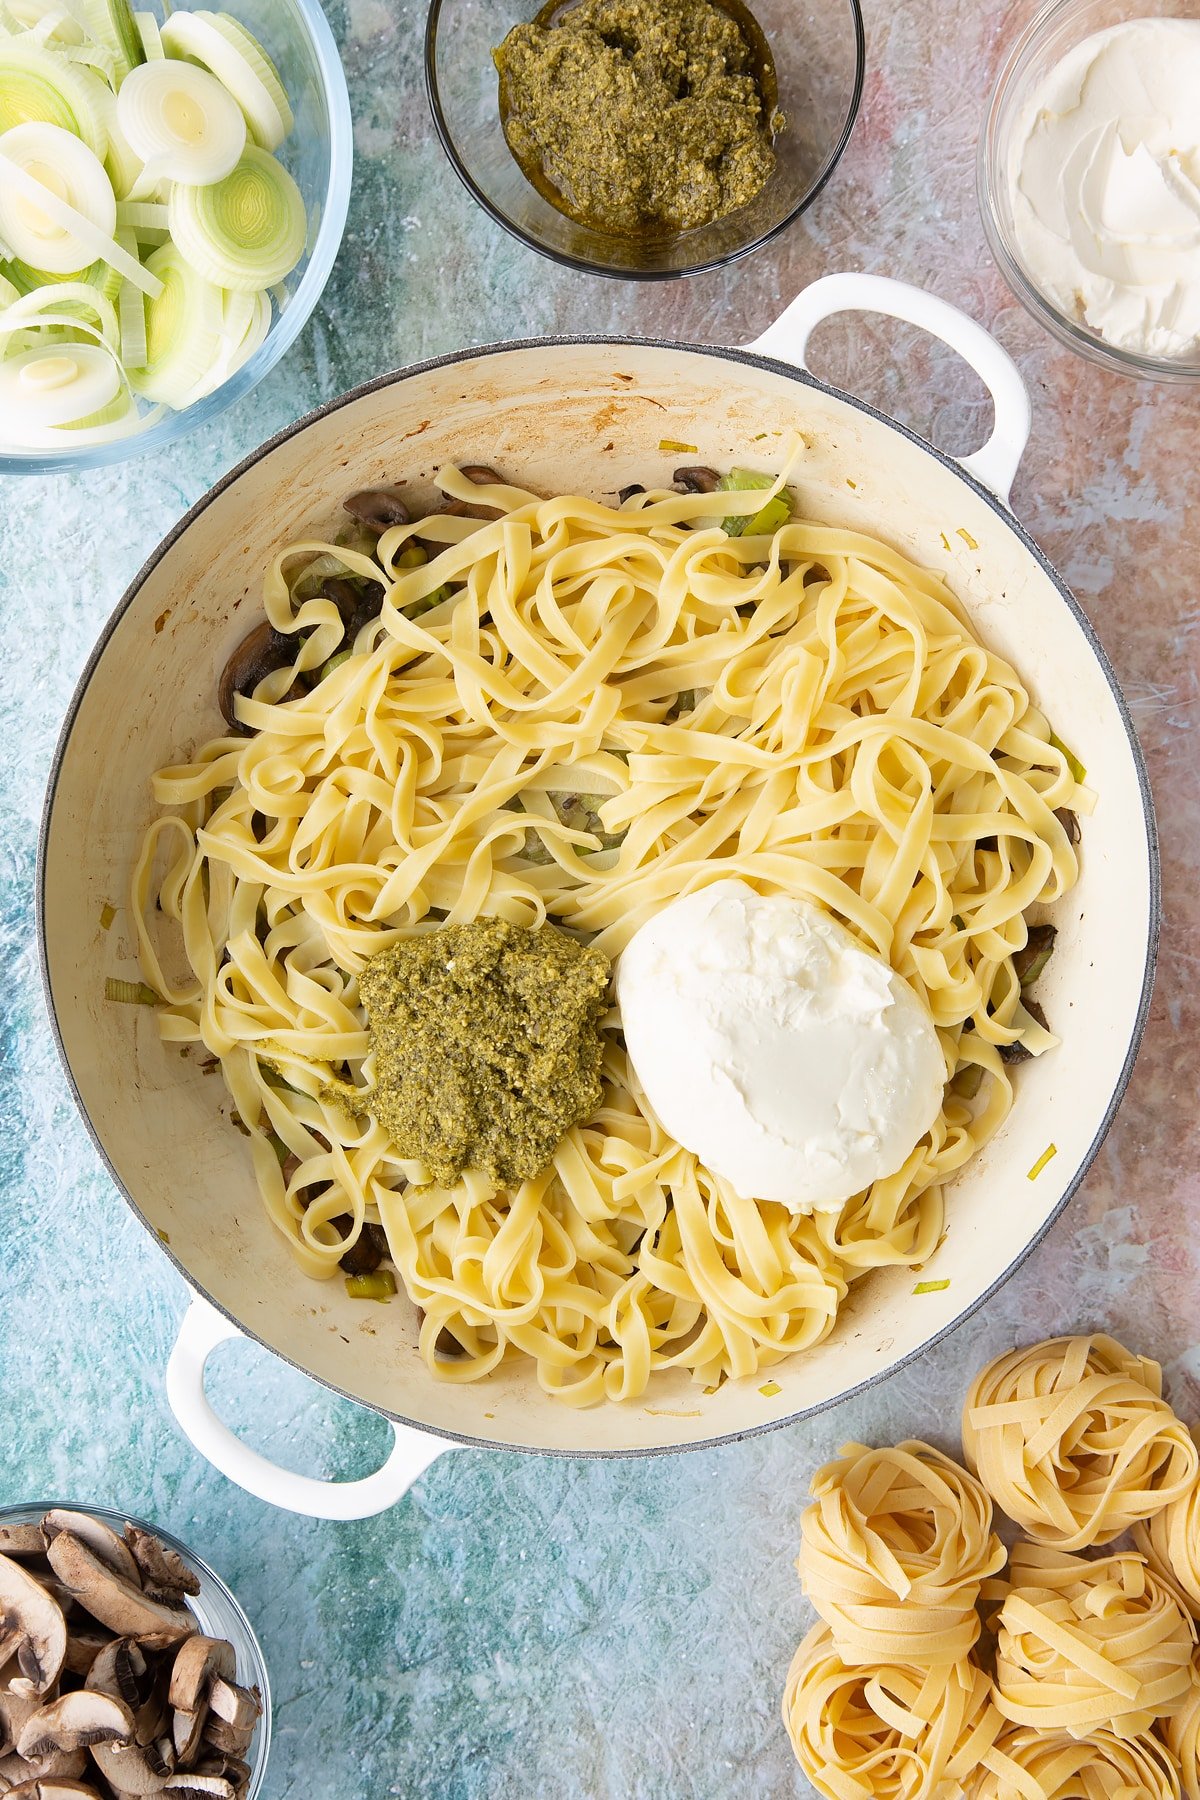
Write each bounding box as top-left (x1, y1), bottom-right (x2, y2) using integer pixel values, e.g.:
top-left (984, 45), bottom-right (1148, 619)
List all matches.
top-left (615, 879), bottom-right (945, 1213)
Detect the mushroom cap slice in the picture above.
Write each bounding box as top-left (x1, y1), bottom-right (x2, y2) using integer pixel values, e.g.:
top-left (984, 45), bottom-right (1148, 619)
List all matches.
top-left (5, 1781), bottom-right (104, 1799)
top-left (44, 1542), bottom-right (192, 1646)
top-left (40, 1522), bottom-right (139, 1595)
top-left (17, 1692), bottom-right (135, 1759)
top-left (89, 1737), bottom-right (174, 1796)
top-left (0, 1531), bottom-right (47, 1562)
top-left (165, 1644), bottom-right (233, 1718)
top-left (201, 1687), bottom-right (258, 1736)
top-left (197, 1720), bottom-right (252, 1760)
top-left (169, 1708), bottom-right (206, 1769)
top-left (0, 1556), bottom-right (68, 1697)
top-left (163, 1780), bottom-right (235, 1798)
top-left (0, 1751), bottom-right (87, 1784)
top-left (86, 1638), bottom-right (171, 1751)
top-left (62, 1630), bottom-right (114, 1681)
top-left (0, 1687), bottom-right (40, 1759)
top-left (120, 1540), bottom-right (198, 1607)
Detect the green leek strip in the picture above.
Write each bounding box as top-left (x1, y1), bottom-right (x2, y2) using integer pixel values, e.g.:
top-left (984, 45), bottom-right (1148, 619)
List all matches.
top-left (0, 272), bottom-right (18, 306)
top-left (168, 143), bottom-right (305, 290)
top-left (0, 150), bottom-right (162, 294)
top-left (717, 467), bottom-right (793, 537)
top-left (105, 976), bottom-right (159, 1003)
top-left (127, 236), bottom-right (223, 404)
top-left (0, 38), bottom-right (109, 155)
top-left (81, 0), bottom-right (143, 81)
top-left (115, 230), bottom-right (145, 366)
top-left (133, 6), bottom-right (160, 56)
top-left (1048, 729), bottom-right (1086, 785)
top-left (344, 1269), bottom-right (396, 1302)
top-left (913, 1279), bottom-right (950, 1295)
top-left (80, 66), bottom-right (144, 199)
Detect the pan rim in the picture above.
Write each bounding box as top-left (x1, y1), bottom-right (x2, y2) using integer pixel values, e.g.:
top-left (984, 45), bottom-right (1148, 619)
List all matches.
top-left (36, 332), bottom-right (1161, 1459)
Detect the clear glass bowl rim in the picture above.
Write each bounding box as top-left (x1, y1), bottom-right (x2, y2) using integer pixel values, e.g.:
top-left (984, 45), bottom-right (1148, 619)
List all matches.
top-left (0, 1498), bottom-right (272, 1797)
top-left (0, 0), bottom-right (354, 476)
top-left (978, 0), bottom-right (1200, 383)
top-left (423, 0), bottom-right (867, 280)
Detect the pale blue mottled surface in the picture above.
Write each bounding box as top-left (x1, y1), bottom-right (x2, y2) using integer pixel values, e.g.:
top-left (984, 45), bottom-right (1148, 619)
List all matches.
top-left (3, 0), bottom-right (1200, 1795)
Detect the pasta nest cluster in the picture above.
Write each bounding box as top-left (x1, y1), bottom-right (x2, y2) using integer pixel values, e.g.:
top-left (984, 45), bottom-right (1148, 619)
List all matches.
top-left (783, 1334), bottom-right (1200, 1800)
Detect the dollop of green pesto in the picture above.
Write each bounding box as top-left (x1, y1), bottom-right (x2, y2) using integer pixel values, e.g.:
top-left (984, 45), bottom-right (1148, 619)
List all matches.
top-left (493, 0), bottom-right (780, 238)
top-left (358, 918), bottom-right (611, 1187)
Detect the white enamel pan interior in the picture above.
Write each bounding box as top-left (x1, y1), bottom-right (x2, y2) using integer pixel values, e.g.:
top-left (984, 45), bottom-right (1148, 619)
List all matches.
top-left (39, 275), bottom-right (1158, 1517)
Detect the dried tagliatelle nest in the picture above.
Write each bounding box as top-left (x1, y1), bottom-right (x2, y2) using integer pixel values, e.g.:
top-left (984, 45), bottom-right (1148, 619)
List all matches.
top-left (781, 1332), bottom-right (1200, 1800)
top-left (797, 1440), bottom-right (1006, 1667)
top-left (991, 1543), bottom-right (1195, 1737)
top-left (972, 1723), bottom-right (1184, 1800)
top-left (0, 1506), bottom-right (262, 1798)
top-left (961, 1333), bottom-right (1198, 1551)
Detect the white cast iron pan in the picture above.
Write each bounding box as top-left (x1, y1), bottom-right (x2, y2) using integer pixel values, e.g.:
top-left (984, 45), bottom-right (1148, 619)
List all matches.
top-left (38, 275), bottom-right (1159, 1517)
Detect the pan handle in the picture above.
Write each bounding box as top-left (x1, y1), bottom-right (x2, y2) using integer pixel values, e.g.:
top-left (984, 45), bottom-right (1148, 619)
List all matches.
top-left (166, 1296), bottom-right (459, 1519)
top-left (748, 273), bottom-right (1032, 507)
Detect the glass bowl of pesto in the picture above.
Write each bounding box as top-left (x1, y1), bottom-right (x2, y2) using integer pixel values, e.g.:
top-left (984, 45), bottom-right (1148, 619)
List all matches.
top-left (425, 0), bottom-right (865, 279)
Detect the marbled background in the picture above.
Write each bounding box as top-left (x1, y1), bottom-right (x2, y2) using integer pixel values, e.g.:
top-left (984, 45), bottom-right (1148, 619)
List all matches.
top-left (2, 0), bottom-right (1198, 1794)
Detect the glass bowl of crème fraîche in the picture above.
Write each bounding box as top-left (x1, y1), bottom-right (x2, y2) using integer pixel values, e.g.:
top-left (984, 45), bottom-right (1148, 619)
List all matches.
top-left (980, 0), bottom-right (1200, 381)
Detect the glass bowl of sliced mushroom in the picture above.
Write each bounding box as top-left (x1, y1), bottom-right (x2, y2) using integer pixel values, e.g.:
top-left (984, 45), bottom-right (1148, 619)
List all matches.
top-left (0, 1503), bottom-right (270, 1799)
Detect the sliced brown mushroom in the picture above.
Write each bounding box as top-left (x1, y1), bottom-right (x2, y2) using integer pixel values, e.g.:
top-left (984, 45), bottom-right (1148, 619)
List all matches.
top-left (87, 1640), bottom-right (168, 1747)
top-left (61, 1629), bottom-right (113, 1681)
top-left (196, 1720), bottom-right (252, 1761)
top-left (165, 1644), bottom-right (233, 1719)
top-left (189, 1754), bottom-right (248, 1788)
top-left (0, 1751), bottom-right (87, 1785)
top-left (672, 466), bottom-right (720, 493)
top-left (41, 1521), bottom-right (139, 1595)
top-left (617, 483), bottom-right (645, 504)
top-left (169, 1709), bottom-right (205, 1769)
top-left (202, 1687), bottom-right (257, 1738)
top-left (89, 1736), bottom-right (173, 1796)
top-left (44, 1541), bottom-right (192, 1646)
top-left (0, 1555), bottom-right (68, 1697)
top-left (119, 1541), bottom-right (197, 1610)
top-left (217, 623), bottom-right (297, 735)
top-left (0, 1531), bottom-right (47, 1562)
top-left (5, 1779), bottom-right (105, 1799)
top-left (17, 1691), bottom-right (135, 1759)
top-left (342, 487), bottom-right (410, 532)
top-left (0, 1687), bottom-right (40, 1758)
top-left (163, 1779), bottom-right (236, 1798)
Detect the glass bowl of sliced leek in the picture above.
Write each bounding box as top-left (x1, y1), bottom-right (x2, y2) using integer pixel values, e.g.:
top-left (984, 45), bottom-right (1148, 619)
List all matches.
top-left (0, 0), bottom-right (352, 472)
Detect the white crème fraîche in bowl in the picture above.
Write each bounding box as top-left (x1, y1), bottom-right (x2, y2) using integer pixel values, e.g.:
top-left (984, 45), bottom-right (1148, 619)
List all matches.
top-left (1008, 18), bottom-right (1200, 358)
top-left (614, 878), bottom-right (946, 1212)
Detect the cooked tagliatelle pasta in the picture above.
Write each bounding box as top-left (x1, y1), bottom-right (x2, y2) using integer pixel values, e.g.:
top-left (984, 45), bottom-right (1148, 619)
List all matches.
top-left (973, 1723), bottom-right (1184, 1799)
top-left (963, 1335), bottom-right (1199, 1550)
top-left (797, 1439), bottom-right (1006, 1666)
top-left (991, 1543), bottom-right (1197, 1739)
top-left (781, 1621), bottom-right (1000, 1800)
top-left (133, 464), bottom-right (1086, 1405)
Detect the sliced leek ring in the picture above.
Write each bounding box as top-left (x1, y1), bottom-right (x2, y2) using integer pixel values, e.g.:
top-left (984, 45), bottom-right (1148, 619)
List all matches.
top-left (169, 142), bottom-right (303, 289)
top-left (0, 271), bottom-right (21, 306)
top-left (0, 120), bottom-right (116, 273)
top-left (179, 278), bottom-right (267, 400)
top-left (127, 235), bottom-right (223, 403)
top-left (0, 339), bottom-right (120, 425)
top-left (81, 0), bottom-right (143, 81)
top-left (3, 252), bottom-right (123, 300)
top-left (1, 276), bottom-right (119, 344)
top-left (0, 39), bottom-right (108, 156)
top-left (3, 0), bottom-right (87, 44)
top-left (159, 6), bottom-right (287, 148)
top-left (0, 132), bottom-right (160, 291)
top-left (117, 55), bottom-right (245, 185)
top-left (75, 65), bottom-right (144, 198)
top-left (197, 11), bottom-right (291, 136)
top-left (133, 7), bottom-right (161, 57)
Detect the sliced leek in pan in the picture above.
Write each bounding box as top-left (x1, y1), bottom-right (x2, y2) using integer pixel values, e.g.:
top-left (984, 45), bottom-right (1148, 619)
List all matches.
top-left (0, 0), bottom-right (303, 450)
